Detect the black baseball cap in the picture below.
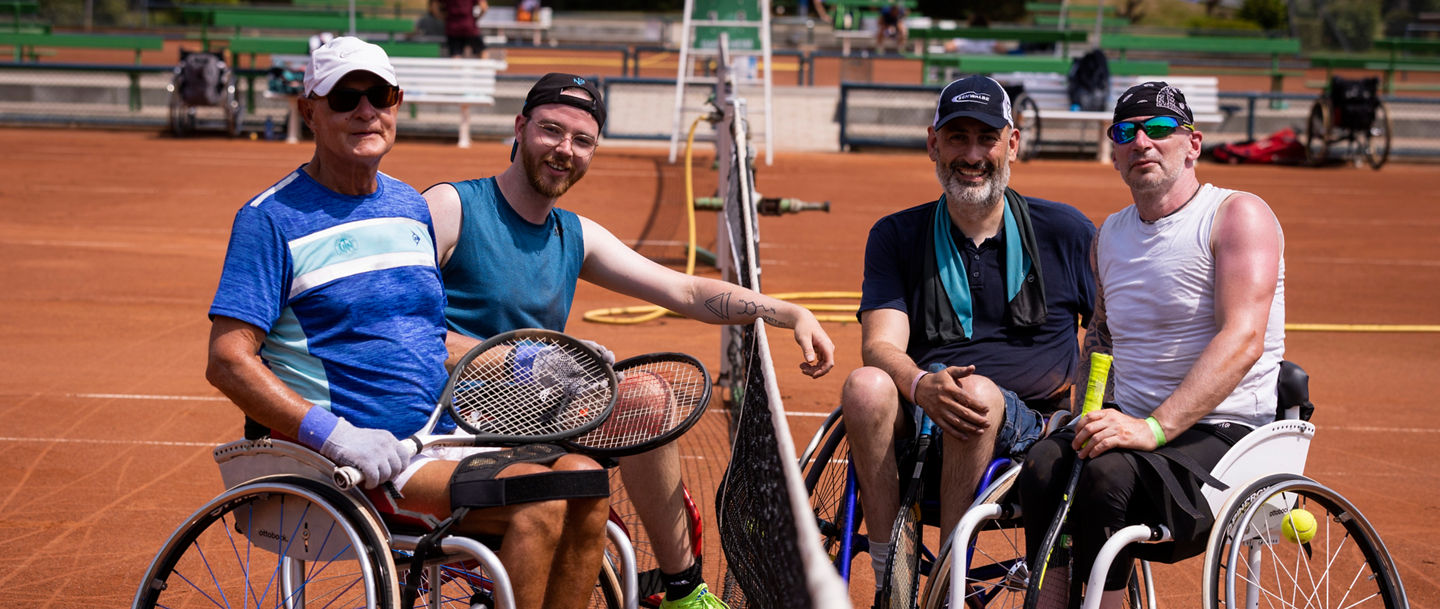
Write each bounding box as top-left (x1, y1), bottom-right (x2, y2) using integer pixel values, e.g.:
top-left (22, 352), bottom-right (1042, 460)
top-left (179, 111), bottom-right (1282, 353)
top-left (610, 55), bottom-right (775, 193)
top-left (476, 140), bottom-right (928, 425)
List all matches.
top-left (1112, 81), bottom-right (1194, 124)
top-left (933, 75), bottom-right (1012, 130)
top-left (522, 72), bottom-right (606, 131)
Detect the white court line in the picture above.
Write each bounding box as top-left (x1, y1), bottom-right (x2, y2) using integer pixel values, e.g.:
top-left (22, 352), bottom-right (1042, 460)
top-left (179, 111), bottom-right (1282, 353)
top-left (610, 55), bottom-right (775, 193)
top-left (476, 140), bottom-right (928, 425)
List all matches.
top-left (71, 393), bottom-right (229, 402)
top-left (0, 436), bottom-right (215, 447)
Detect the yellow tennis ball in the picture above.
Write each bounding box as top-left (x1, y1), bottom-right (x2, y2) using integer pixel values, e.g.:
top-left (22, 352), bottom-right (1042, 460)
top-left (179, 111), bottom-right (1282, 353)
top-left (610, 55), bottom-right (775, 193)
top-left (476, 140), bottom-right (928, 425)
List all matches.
top-left (1282, 508), bottom-right (1317, 544)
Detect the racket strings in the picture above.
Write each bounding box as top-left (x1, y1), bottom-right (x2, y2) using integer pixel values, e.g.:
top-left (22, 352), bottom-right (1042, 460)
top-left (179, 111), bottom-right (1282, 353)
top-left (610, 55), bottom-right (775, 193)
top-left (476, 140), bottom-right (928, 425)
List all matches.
top-left (449, 337), bottom-right (614, 439)
top-left (570, 358), bottom-right (709, 451)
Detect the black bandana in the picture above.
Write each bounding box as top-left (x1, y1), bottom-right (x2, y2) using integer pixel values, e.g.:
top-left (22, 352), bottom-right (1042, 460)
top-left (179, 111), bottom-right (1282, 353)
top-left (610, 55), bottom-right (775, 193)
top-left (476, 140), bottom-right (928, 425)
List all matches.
top-left (1112, 81), bottom-right (1194, 124)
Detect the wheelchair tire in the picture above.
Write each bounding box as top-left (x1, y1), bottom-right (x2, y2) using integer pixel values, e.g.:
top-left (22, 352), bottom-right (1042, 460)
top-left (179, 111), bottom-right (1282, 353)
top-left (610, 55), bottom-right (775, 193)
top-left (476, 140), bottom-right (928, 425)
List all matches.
top-left (1304, 99), bottom-right (1331, 166)
top-left (606, 467), bottom-right (702, 608)
top-left (589, 551), bottom-right (625, 608)
top-left (134, 476), bottom-right (398, 609)
top-left (1363, 100), bottom-right (1392, 170)
top-left (1013, 93), bottom-right (1042, 162)
top-left (800, 408), bottom-right (863, 579)
top-left (1202, 473), bottom-right (1407, 609)
top-left (920, 465), bottom-right (1027, 609)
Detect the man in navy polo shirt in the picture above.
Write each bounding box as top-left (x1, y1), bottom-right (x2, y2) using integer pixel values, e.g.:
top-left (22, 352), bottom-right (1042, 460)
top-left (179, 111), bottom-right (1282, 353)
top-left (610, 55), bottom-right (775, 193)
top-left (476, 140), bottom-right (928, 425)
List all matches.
top-left (840, 75), bottom-right (1096, 597)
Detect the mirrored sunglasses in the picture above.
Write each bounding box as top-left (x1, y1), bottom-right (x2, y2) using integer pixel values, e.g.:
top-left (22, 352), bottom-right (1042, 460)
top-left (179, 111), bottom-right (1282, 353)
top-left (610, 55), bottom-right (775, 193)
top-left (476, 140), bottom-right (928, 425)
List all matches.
top-left (324, 85), bottom-right (400, 112)
top-left (1107, 116), bottom-right (1194, 145)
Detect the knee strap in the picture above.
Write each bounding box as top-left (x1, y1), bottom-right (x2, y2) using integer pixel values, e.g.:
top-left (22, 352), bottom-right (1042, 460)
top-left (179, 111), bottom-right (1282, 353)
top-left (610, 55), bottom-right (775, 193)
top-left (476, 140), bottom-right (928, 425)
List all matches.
top-left (449, 444), bottom-right (609, 510)
top-left (450, 470), bottom-right (610, 510)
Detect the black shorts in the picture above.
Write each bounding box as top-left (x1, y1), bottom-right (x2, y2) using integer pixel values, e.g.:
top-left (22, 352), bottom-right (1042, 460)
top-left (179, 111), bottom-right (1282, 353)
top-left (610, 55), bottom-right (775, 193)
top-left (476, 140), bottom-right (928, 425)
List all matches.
top-left (446, 34), bottom-right (485, 57)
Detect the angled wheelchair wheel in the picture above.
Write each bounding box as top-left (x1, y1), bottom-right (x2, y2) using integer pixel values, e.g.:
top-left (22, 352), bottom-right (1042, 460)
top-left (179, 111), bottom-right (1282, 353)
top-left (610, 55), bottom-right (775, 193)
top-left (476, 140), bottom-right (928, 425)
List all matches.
top-left (1013, 94), bottom-right (1042, 162)
top-left (589, 550), bottom-right (625, 609)
top-left (607, 467), bottom-right (701, 607)
top-left (1363, 100), bottom-right (1392, 170)
top-left (1202, 473), bottom-right (1406, 609)
top-left (1305, 99), bottom-right (1331, 166)
top-left (920, 464), bottom-right (1025, 609)
top-left (800, 408), bottom-right (864, 578)
top-left (134, 476), bottom-right (398, 609)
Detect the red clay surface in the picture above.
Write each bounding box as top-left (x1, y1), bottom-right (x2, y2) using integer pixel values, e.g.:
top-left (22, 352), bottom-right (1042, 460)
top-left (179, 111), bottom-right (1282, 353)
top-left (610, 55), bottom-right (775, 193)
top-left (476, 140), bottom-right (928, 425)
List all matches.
top-left (1, 127), bottom-right (1437, 607)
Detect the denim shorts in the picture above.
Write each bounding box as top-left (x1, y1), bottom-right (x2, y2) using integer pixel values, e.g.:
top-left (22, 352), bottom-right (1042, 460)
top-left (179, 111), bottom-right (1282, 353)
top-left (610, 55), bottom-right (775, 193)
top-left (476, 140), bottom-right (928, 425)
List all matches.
top-left (898, 386), bottom-right (1046, 463)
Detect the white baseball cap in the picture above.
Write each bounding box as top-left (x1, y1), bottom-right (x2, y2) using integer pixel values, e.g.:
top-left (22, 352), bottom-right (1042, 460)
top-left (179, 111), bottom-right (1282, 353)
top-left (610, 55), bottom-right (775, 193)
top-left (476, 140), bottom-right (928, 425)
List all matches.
top-left (303, 36), bottom-right (397, 97)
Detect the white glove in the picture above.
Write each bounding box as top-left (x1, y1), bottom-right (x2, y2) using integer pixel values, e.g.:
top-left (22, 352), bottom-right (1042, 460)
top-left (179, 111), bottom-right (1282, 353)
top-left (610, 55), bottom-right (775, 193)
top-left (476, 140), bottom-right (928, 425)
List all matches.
top-left (315, 416), bottom-right (416, 489)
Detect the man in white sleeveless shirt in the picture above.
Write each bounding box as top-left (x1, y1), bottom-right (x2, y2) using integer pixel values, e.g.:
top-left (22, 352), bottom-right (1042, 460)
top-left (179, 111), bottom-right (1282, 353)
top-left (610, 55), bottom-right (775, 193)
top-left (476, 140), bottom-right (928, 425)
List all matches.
top-left (1017, 81), bottom-right (1286, 608)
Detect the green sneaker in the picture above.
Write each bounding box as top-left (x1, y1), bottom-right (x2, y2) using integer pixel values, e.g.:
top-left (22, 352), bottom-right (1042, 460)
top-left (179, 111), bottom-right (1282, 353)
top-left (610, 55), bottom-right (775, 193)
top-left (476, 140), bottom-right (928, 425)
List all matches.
top-left (658, 583), bottom-right (729, 609)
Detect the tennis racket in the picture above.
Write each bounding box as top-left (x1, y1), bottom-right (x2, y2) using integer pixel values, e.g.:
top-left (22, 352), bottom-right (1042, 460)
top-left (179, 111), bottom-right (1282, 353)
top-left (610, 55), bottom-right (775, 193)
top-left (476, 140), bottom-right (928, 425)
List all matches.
top-left (880, 413), bottom-right (935, 609)
top-left (1023, 352), bottom-right (1113, 609)
top-left (563, 352), bottom-right (711, 458)
top-left (334, 329), bottom-right (619, 489)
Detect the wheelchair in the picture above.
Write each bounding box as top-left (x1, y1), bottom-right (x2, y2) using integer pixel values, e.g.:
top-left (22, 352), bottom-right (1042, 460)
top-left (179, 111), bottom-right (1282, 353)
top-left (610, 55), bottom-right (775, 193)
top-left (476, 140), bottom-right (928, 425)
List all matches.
top-left (939, 362), bottom-right (1407, 609)
top-left (1305, 76), bottom-right (1391, 170)
top-left (166, 48), bottom-right (243, 138)
top-left (802, 362), bottom-right (1408, 609)
top-left (799, 404), bottom-right (1076, 609)
top-left (132, 438), bottom-right (639, 609)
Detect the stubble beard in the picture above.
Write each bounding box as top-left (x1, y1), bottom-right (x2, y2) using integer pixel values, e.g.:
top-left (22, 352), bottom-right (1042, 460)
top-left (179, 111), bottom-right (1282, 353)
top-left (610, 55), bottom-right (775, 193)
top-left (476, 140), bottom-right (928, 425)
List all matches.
top-left (936, 156), bottom-right (1010, 212)
top-left (520, 138), bottom-right (585, 198)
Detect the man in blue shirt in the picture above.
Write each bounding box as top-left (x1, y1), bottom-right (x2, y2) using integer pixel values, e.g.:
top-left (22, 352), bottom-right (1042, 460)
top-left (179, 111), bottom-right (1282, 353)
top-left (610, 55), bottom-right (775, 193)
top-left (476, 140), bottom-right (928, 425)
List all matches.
top-left (842, 75), bottom-right (1096, 598)
top-left (425, 73), bottom-right (836, 609)
top-left (206, 39), bottom-right (607, 609)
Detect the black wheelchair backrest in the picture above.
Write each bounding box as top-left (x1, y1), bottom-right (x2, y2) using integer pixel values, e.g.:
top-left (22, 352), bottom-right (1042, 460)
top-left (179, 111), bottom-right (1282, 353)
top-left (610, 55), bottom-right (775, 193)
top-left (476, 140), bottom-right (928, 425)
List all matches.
top-left (1276, 360), bottom-right (1315, 421)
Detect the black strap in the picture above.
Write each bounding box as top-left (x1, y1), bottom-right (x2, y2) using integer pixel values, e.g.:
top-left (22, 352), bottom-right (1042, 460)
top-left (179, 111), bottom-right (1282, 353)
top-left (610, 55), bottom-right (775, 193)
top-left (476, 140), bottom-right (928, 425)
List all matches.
top-left (450, 469), bottom-right (609, 510)
top-left (401, 507), bottom-right (471, 609)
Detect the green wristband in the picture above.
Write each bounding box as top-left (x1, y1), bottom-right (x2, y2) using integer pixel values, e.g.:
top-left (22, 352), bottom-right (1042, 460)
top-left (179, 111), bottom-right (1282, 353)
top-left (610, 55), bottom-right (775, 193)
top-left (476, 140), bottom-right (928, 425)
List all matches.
top-left (1145, 416), bottom-right (1167, 447)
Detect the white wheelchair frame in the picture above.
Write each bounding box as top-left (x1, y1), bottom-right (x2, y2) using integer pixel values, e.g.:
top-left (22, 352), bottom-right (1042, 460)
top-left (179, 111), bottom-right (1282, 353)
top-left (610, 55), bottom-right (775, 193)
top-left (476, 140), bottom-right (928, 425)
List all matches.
top-left (946, 405), bottom-right (1407, 609)
top-left (133, 438), bottom-right (640, 609)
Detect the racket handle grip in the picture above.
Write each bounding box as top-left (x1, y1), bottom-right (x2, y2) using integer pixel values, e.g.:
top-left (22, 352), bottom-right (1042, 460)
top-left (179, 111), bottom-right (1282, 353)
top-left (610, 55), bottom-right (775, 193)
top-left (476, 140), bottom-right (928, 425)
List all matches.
top-left (334, 466), bottom-right (363, 490)
top-left (1080, 352), bottom-right (1113, 416)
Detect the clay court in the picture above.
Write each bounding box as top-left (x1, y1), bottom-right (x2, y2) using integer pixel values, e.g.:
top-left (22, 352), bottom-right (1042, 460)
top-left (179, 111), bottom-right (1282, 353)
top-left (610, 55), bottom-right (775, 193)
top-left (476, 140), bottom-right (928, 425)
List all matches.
top-left (1, 126), bottom-right (1436, 607)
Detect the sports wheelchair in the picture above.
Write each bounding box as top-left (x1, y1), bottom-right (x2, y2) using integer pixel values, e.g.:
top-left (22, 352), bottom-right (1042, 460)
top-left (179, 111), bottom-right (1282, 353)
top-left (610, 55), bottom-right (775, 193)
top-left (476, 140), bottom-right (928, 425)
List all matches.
top-left (1305, 76), bottom-right (1391, 170)
top-left (167, 49), bottom-right (243, 138)
top-left (802, 362), bottom-right (1407, 609)
top-left (132, 438), bottom-right (639, 609)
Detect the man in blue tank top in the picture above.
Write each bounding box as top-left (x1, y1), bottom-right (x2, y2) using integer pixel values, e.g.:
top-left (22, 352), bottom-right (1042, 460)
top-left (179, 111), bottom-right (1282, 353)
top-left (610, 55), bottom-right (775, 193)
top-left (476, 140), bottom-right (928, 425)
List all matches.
top-left (1017, 82), bottom-right (1285, 608)
top-left (425, 73), bottom-right (837, 609)
top-left (206, 40), bottom-right (607, 609)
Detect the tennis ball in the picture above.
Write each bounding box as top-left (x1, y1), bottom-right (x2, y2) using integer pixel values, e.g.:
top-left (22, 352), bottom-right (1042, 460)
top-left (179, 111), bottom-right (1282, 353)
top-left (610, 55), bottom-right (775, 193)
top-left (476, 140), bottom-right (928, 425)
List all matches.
top-left (248, 132), bottom-right (258, 141)
top-left (1281, 508), bottom-right (1317, 544)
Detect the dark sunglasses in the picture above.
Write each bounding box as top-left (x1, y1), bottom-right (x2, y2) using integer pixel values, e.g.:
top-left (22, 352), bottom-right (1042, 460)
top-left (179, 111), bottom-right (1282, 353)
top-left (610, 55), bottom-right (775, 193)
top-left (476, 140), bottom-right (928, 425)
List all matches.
top-left (1106, 115), bottom-right (1194, 145)
top-left (322, 85), bottom-right (400, 112)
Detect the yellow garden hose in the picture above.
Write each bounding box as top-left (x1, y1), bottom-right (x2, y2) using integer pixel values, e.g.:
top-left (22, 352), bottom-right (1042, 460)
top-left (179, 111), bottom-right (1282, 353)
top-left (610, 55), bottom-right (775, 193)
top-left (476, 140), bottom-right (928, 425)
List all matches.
top-left (582, 116), bottom-right (862, 326)
top-left (581, 115), bottom-right (704, 324)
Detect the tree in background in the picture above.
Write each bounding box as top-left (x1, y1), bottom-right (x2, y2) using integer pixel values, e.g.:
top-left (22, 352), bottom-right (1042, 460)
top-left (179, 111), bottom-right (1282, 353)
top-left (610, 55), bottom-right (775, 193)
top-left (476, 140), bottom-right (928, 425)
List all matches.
top-left (1239, 0), bottom-right (1288, 31)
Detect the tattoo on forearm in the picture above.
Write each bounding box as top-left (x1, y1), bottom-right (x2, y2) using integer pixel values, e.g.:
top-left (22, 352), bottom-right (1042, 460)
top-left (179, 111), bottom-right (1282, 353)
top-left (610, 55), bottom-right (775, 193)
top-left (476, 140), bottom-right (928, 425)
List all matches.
top-left (706, 292), bottom-right (731, 319)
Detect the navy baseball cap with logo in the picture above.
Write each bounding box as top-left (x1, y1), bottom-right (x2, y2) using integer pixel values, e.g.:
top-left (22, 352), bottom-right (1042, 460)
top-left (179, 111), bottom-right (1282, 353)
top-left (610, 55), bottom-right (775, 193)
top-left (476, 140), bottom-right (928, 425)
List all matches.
top-left (522, 72), bottom-right (606, 131)
top-left (933, 75), bottom-right (1013, 130)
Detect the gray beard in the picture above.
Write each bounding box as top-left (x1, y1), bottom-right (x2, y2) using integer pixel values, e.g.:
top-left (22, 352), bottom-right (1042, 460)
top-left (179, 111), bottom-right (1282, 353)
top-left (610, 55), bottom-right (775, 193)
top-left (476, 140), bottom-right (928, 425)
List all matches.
top-left (936, 157), bottom-right (1009, 211)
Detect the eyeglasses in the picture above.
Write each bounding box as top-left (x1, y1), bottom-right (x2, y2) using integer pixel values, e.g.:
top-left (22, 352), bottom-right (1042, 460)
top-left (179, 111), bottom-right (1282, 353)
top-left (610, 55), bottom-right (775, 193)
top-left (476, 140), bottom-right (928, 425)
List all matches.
top-left (1106, 116), bottom-right (1194, 145)
top-left (321, 85), bottom-right (401, 113)
top-left (531, 120), bottom-right (597, 157)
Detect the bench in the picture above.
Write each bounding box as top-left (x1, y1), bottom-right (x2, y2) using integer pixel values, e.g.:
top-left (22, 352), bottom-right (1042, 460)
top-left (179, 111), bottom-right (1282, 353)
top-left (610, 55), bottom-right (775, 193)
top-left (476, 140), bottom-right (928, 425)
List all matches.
top-left (911, 26), bottom-right (1089, 82)
top-left (389, 56), bottom-right (506, 148)
top-left (0, 33), bottom-right (165, 110)
top-left (1374, 38), bottom-right (1440, 93)
top-left (223, 37), bottom-right (442, 121)
top-left (992, 72), bottom-right (1221, 161)
top-left (1098, 34), bottom-right (1300, 107)
top-left (480, 5), bottom-right (553, 47)
top-left (923, 54), bottom-right (1169, 85)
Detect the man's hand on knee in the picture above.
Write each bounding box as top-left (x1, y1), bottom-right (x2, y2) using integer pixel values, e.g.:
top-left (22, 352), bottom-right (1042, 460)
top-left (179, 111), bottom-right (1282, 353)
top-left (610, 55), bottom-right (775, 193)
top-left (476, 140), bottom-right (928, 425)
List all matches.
top-left (914, 365), bottom-right (992, 439)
